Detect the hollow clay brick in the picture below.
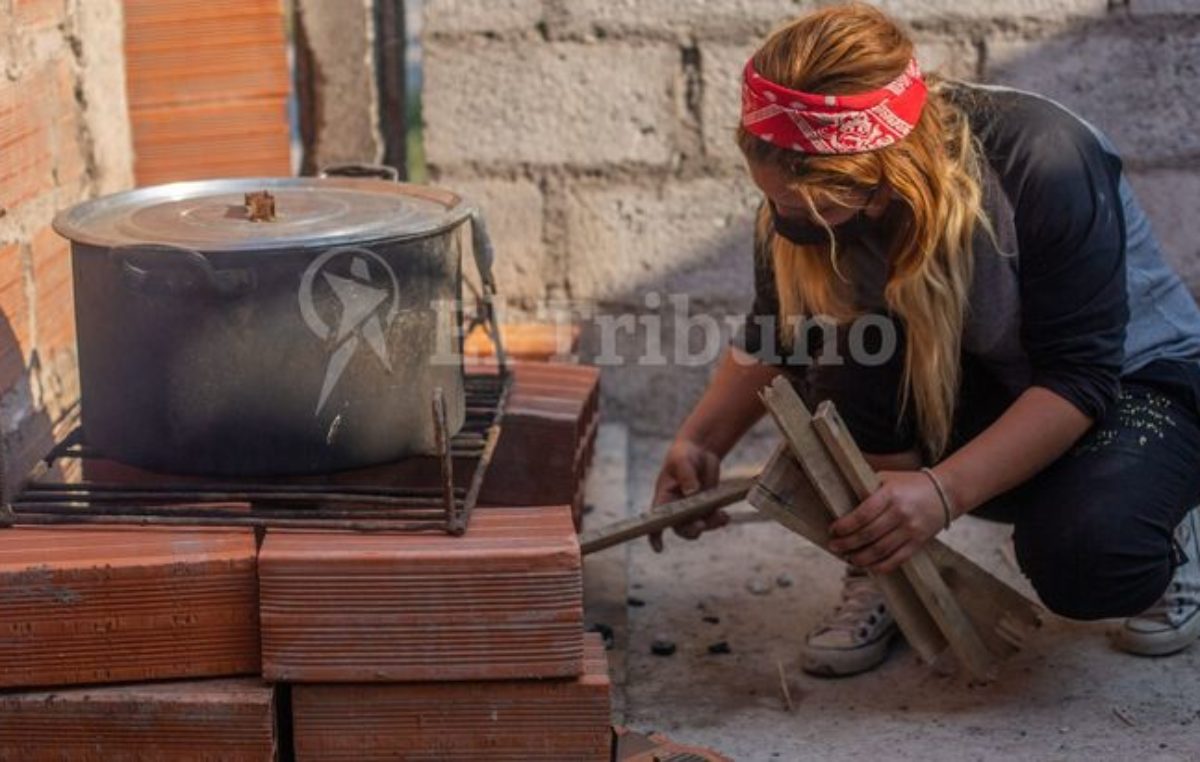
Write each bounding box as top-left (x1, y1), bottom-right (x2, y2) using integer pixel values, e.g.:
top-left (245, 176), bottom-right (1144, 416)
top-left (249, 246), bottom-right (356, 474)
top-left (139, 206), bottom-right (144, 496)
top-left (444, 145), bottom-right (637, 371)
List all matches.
top-left (0, 527), bottom-right (260, 689)
top-left (0, 677), bottom-right (276, 762)
top-left (259, 505), bottom-right (584, 682)
top-left (291, 634), bottom-right (610, 762)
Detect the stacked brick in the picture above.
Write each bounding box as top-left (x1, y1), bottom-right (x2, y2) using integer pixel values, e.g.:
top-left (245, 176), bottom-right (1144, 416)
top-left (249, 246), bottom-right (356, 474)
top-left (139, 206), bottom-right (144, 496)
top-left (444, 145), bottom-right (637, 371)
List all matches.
top-left (0, 679), bottom-right (277, 762)
top-left (0, 527), bottom-right (275, 759)
top-left (259, 506), bottom-right (586, 683)
top-left (481, 360), bottom-right (602, 527)
top-left (261, 504), bottom-right (612, 759)
top-left (291, 634), bottom-right (612, 761)
top-left (0, 305), bottom-right (608, 758)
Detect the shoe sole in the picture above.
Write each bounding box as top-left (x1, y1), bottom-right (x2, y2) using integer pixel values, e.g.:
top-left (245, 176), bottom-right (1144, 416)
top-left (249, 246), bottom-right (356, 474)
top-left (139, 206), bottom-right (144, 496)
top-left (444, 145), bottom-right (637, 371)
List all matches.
top-left (801, 628), bottom-right (897, 677)
top-left (1112, 605), bottom-right (1200, 657)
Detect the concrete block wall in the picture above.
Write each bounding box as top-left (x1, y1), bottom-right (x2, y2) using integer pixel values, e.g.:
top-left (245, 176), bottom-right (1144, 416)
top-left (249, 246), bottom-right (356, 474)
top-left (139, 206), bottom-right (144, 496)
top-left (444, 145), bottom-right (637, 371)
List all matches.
top-left (422, 0), bottom-right (1200, 434)
top-left (0, 0), bottom-right (134, 489)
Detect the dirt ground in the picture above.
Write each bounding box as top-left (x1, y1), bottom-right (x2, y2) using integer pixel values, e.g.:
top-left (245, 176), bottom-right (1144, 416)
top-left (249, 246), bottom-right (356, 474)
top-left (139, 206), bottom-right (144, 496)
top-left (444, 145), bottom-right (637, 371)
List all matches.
top-left (584, 425), bottom-right (1200, 761)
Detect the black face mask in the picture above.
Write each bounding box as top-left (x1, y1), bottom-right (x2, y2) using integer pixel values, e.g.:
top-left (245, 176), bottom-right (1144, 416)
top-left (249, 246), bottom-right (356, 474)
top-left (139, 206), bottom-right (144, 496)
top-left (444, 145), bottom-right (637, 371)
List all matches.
top-left (768, 202), bottom-right (874, 247)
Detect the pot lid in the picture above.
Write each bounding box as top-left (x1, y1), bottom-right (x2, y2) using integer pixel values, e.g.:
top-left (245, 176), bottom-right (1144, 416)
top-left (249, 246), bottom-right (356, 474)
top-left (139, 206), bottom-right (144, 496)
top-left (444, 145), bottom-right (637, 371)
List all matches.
top-left (52, 177), bottom-right (475, 252)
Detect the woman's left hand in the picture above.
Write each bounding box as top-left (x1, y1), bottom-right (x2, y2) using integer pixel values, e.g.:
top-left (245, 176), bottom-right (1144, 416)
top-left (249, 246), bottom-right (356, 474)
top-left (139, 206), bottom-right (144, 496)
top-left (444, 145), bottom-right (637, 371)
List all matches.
top-left (826, 470), bottom-right (947, 574)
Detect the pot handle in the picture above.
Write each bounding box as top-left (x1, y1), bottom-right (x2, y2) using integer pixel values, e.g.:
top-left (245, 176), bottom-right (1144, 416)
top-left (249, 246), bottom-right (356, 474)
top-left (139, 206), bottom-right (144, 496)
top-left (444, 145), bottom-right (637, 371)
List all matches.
top-left (111, 244), bottom-right (256, 298)
top-left (319, 163), bottom-right (401, 182)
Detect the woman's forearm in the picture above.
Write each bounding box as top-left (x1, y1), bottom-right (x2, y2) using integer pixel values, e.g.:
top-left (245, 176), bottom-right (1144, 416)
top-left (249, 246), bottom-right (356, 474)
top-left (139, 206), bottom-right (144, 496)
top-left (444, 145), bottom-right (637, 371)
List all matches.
top-left (934, 385), bottom-right (1094, 517)
top-left (676, 346), bottom-right (782, 457)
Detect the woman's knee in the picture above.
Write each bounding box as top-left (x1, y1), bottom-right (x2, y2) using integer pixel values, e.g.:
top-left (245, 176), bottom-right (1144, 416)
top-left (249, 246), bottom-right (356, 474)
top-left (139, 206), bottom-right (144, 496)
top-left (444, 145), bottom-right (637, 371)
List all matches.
top-left (1014, 507), bottom-right (1172, 621)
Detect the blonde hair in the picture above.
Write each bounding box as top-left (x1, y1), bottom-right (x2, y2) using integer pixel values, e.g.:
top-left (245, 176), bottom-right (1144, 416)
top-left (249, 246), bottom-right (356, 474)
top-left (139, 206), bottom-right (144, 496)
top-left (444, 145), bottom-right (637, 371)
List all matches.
top-left (737, 3), bottom-right (991, 459)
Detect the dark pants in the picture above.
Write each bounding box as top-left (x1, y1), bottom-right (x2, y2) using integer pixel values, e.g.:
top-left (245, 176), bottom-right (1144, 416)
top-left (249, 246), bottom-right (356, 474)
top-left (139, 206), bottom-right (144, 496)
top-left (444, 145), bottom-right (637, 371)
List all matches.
top-left (803, 336), bottom-right (1200, 621)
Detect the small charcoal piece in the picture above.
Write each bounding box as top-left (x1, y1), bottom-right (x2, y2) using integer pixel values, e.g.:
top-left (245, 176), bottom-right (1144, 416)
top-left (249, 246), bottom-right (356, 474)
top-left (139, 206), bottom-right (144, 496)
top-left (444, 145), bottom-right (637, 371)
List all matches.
top-left (627, 596), bottom-right (646, 608)
top-left (651, 639), bottom-right (677, 657)
top-left (702, 615), bottom-right (721, 625)
top-left (707, 641), bottom-right (732, 655)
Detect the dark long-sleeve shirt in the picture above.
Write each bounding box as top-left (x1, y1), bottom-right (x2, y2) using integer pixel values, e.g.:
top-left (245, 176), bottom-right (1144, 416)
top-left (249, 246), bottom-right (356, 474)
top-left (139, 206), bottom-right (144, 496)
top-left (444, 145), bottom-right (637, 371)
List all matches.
top-left (736, 82), bottom-right (1200, 449)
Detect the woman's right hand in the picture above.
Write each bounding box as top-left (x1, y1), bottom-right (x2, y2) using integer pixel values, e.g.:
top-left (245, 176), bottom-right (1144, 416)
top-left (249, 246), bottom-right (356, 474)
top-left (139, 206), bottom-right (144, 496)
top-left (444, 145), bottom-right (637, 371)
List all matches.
top-left (648, 438), bottom-right (729, 552)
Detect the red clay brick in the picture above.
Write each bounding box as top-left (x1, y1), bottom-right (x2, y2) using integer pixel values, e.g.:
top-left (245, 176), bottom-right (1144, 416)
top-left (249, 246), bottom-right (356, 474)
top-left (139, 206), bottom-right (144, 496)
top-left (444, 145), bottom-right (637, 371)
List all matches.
top-left (123, 0), bottom-right (291, 184)
top-left (292, 634), bottom-right (610, 761)
top-left (259, 505), bottom-right (584, 682)
top-left (481, 363), bottom-right (599, 510)
top-left (0, 527), bottom-right (261, 689)
top-left (124, 0), bottom-right (282, 24)
top-left (129, 98), bottom-right (292, 184)
top-left (0, 677), bottom-right (276, 761)
top-left (615, 727), bottom-right (733, 761)
top-left (0, 67), bottom-right (56, 211)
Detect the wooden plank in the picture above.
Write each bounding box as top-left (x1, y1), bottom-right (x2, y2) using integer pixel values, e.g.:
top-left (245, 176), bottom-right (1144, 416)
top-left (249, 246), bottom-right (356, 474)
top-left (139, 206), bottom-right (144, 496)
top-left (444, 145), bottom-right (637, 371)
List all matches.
top-left (753, 443), bottom-right (1042, 670)
top-left (811, 400), bottom-right (997, 682)
top-left (925, 541), bottom-right (1043, 655)
top-left (748, 446), bottom-right (830, 544)
top-left (757, 379), bottom-right (949, 664)
top-left (580, 478), bottom-right (753, 556)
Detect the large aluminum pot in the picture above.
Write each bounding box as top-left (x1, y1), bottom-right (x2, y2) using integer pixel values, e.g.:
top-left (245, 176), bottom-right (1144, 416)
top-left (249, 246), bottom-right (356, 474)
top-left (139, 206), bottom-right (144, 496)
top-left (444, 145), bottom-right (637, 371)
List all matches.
top-left (53, 176), bottom-right (480, 476)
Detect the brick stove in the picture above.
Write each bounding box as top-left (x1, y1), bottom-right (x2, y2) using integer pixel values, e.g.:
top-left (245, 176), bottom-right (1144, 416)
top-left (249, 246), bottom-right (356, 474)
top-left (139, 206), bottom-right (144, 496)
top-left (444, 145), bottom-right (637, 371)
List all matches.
top-left (0, 354), bottom-right (610, 760)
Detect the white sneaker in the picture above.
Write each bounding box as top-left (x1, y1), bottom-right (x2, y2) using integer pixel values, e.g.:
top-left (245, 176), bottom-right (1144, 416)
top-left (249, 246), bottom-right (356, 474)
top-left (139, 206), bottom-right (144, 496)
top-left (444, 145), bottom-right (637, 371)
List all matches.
top-left (801, 567), bottom-right (897, 676)
top-left (1113, 506), bottom-right (1200, 657)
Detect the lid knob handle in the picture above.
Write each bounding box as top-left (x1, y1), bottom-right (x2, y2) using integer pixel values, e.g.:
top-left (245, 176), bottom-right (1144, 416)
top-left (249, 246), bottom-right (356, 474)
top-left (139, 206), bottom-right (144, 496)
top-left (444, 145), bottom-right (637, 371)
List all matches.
top-left (244, 191), bottom-right (276, 222)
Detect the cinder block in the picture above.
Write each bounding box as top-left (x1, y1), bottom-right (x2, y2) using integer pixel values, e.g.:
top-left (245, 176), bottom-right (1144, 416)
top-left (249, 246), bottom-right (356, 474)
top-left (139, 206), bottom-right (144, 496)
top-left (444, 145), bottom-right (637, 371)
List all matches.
top-left (424, 41), bottom-right (679, 167)
top-left (577, 312), bottom-right (742, 435)
top-left (556, 0), bottom-right (805, 38)
top-left (985, 30), bottom-right (1200, 164)
top-left (259, 505), bottom-right (584, 682)
top-left (0, 527), bottom-right (261, 689)
top-left (700, 43), bottom-right (757, 164)
top-left (0, 678), bottom-right (276, 762)
top-left (439, 176), bottom-right (553, 301)
top-left (424, 0), bottom-right (546, 36)
top-left (1127, 170), bottom-right (1200, 299)
top-left (564, 177), bottom-right (760, 304)
top-left (874, 0), bottom-right (1107, 19)
top-left (291, 634), bottom-right (611, 762)
top-left (915, 36), bottom-right (980, 79)
top-left (1131, 0), bottom-right (1194, 14)
top-left (293, 0), bottom-right (382, 170)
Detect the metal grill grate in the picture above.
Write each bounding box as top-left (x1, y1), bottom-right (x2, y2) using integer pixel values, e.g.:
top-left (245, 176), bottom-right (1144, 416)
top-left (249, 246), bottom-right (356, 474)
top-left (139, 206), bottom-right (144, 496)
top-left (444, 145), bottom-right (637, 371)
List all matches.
top-left (0, 371), bottom-right (509, 535)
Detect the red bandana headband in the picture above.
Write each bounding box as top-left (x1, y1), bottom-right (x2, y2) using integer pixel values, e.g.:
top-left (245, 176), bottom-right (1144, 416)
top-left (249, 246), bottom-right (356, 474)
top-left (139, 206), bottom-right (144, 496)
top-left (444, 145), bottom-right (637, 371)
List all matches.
top-left (741, 58), bottom-right (927, 155)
